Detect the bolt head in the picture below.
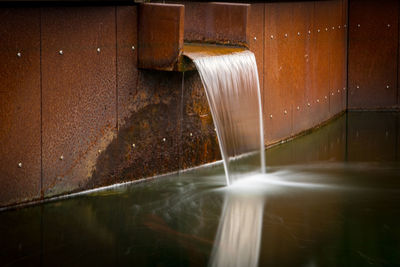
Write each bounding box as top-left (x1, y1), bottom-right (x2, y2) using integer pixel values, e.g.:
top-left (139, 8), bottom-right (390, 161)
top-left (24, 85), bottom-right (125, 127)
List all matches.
top-left (97, 48), bottom-right (101, 53)
top-left (357, 24), bottom-right (360, 27)
top-left (386, 85), bottom-right (390, 89)
top-left (343, 87), bottom-right (346, 91)
top-left (132, 45), bottom-right (135, 50)
top-left (356, 85), bottom-right (360, 89)
top-left (284, 110), bottom-right (287, 114)
top-left (344, 24), bottom-right (347, 28)
top-left (284, 33), bottom-right (288, 38)
top-left (297, 106), bottom-right (300, 110)
top-left (190, 133), bottom-right (193, 137)
top-left (387, 24), bottom-right (391, 28)
top-left (162, 138), bottom-right (166, 142)
top-left (324, 96), bottom-right (328, 99)
top-left (308, 30), bottom-right (311, 34)
top-left (332, 26), bottom-right (335, 30)
top-left (307, 103), bottom-right (311, 107)
top-left (270, 35), bottom-right (274, 39)
top-left (132, 143), bottom-right (136, 148)
top-left (269, 115), bottom-right (273, 119)
top-left (325, 28), bottom-right (328, 31)
top-left (254, 36), bottom-right (257, 40)
top-left (60, 155), bottom-right (64, 160)
top-left (98, 149), bottom-right (102, 153)
top-left (18, 162), bottom-right (22, 168)
top-left (297, 32), bottom-right (300, 36)
top-left (17, 52), bottom-right (21, 57)
top-left (317, 99), bottom-right (320, 103)
top-left (317, 29), bottom-right (320, 32)
top-left (337, 89), bottom-right (340, 93)
top-left (59, 50), bottom-right (63, 55)
top-left (338, 25), bottom-right (341, 29)
top-left (331, 93), bottom-right (334, 96)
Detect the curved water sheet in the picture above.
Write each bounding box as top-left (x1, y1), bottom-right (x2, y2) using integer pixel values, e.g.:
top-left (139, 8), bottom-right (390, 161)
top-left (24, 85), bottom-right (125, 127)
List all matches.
top-left (191, 49), bottom-right (265, 185)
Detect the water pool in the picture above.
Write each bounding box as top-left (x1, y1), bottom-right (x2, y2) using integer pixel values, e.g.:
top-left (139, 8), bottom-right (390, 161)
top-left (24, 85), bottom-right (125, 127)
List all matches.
top-left (1, 111), bottom-right (400, 266)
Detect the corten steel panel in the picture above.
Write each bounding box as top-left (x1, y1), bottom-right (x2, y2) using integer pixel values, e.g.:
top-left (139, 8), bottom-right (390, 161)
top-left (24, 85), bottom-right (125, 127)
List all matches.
top-left (291, 2), bottom-right (315, 135)
top-left (311, 1), bottom-right (332, 125)
top-left (264, 3), bottom-right (294, 145)
top-left (180, 71), bottom-right (221, 170)
top-left (348, 0), bottom-right (398, 109)
top-left (117, 6), bottom-right (138, 128)
top-left (249, 3), bottom-right (264, 108)
top-left (347, 112), bottom-right (397, 161)
top-left (0, 8), bottom-right (41, 207)
top-left (184, 2), bottom-right (250, 46)
top-left (342, 0), bottom-right (348, 111)
top-left (92, 71), bottom-right (182, 183)
top-left (138, 3), bottom-right (184, 71)
top-left (41, 7), bottom-right (117, 197)
top-left (329, 0), bottom-right (344, 116)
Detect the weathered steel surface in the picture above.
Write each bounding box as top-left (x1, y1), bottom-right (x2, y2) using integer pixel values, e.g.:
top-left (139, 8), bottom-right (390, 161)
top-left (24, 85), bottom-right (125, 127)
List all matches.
top-left (180, 71), bottom-right (221, 170)
top-left (41, 7), bottom-right (117, 197)
top-left (89, 71), bottom-right (182, 184)
top-left (248, 3), bottom-right (265, 113)
top-left (311, 1), bottom-right (332, 125)
top-left (291, 2), bottom-right (314, 135)
top-left (0, 8), bottom-right (41, 207)
top-left (342, 0), bottom-right (348, 111)
top-left (329, 0), bottom-right (344, 116)
top-left (348, 0), bottom-right (398, 109)
top-left (184, 2), bottom-right (250, 46)
top-left (138, 3), bottom-right (184, 71)
top-left (117, 5), bottom-right (138, 128)
top-left (347, 112), bottom-right (398, 161)
top-left (264, 3), bottom-right (294, 145)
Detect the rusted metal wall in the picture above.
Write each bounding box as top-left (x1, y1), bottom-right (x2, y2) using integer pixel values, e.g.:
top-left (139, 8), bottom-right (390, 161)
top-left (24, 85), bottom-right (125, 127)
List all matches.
top-left (1, 1), bottom-right (350, 207)
top-left (0, 8), bottom-right (41, 206)
top-left (41, 7), bottom-right (117, 197)
top-left (263, 0), bottom-right (347, 145)
top-left (348, 0), bottom-right (399, 109)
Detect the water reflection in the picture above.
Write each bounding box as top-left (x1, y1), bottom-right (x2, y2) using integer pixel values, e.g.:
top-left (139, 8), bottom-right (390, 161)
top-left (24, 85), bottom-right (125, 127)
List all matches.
top-left (210, 189), bottom-right (264, 267)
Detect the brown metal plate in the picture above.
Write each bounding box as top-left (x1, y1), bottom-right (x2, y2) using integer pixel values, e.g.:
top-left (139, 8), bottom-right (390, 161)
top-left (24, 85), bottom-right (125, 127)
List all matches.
top-left (291, 2), bottom-right (314, 135)
top-left (329, 0), bottom-right (344, 116)
top-left (348, 0), bottom-right (398, 109)
top-left (180, 71), bottom-right (221, 170)
top-left (264, 3), bottom-right (293, 145)
top-left (138, 3), bottom-right (184, 71)
top-left (0, 8), bottom-right (41, 207)
top-left (248, 3), bottom-right (265, 120)
top-left (41, 7), bottom-right (117, 197)
top-left (184, 2), bottom-right (250, 46)
top-left (311, 1), bottom-right (332, 125)
top-left (117, 5), bottom-right (138, 128)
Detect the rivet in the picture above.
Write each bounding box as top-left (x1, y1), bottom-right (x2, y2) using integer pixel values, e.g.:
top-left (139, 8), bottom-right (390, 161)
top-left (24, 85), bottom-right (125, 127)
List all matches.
top-left (332, 26), bottom-right (335, 30)
top-left (308, 30), bottom-right (311, 34)
top-left (337, 89), bottom-right (340, 93)
top-left (98, 149), bottom-right (102, 153)
top-left (17, 52), bottom-right (21, 57)
top-left (297, 106), bottom-right (300, 110)
top-left (269, 114), bottom-right (273, 119)
top-left (254, 36), bottom-right (257, 40)
top-left (132, 143), bottom-right (135, 148)
top-left (356, 85), bottom-right (360, 89)
top-left (316, 99), bottom-right (320, 103)
top-left (59, 50), bottom-right (63, 55)
top-left (18, 162), bottom-right (22, 168)
top-left (297, 32), bottom-right (301, 36)
top-left (338, 25), bottom-right (341, 29)
top-left (132, 45), bottom-right (135, 50)
top-left (317, 29), bottom-right (321, 32)
top-left (162, 138), bottom-right (166, 142)
top-left (357, 24), bottom-right (360, 28)
top-left (60, 155), bottom-right (64, 160)
top-left (97, 48), bottom-right (101, 53)
top-left (386, 85), bottom-right (390, 89)
top-left (214, 128), bottom-right (217, 131)
top-left (344, 24), bottom-right (347, 28)
top-left (284, 110), bottom-right (287, 115)
top-left (284, 33), bottom-right (288, 38)
top-left (325, 27), bottom-right (328, 31)
top-left (307, 103), bottom-right (311, 107)
top-left (190, 133), bottom-right (193, 137)
top-left (331, 92), bottom-right (334, 96)
top-left (270, 35), bottom-right (274, 39)
top-left (387, 24), bottom-right (391, 28)
top-left (343, 87), bottom-right (346, 91)
top-left (324, 96), bottom-right (328, 99)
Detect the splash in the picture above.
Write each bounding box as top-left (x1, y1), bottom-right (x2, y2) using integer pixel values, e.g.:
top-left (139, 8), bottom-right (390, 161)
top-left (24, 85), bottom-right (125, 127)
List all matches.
top-left (193, 51), bottom-right (265, 185)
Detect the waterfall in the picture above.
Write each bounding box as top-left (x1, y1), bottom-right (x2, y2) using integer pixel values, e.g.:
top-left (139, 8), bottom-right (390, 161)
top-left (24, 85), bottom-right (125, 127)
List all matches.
top-left (193, 50), bottom-right (265, 185)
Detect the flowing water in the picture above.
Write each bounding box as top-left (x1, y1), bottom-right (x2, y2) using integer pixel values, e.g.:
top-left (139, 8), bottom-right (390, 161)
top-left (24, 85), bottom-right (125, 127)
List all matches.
top-left (193, 51), bottom-right (265, 185)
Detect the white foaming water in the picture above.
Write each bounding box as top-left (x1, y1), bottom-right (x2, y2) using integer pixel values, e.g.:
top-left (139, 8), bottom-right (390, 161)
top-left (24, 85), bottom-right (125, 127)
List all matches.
top-left (193, 51), bottom-right (265, 186)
